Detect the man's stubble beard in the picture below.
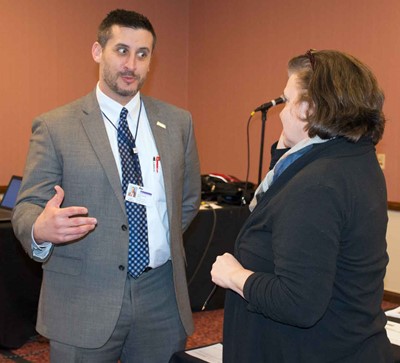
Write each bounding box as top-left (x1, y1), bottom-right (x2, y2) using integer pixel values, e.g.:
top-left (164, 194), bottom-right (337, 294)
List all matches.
top-left (103, 66), bottom-right (146, 99)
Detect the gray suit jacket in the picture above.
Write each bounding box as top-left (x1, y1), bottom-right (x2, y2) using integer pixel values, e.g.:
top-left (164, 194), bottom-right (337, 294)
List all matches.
top-left (12, 90), bottom-right (201, 348)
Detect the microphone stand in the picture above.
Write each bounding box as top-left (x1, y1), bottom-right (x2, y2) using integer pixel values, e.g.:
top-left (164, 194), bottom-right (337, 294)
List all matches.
top-left (257, 109), bottom-right (268, 185)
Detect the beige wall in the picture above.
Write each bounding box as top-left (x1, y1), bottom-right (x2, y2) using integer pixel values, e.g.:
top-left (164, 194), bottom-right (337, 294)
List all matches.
top-left (386, 211), bottom-right (400, 294)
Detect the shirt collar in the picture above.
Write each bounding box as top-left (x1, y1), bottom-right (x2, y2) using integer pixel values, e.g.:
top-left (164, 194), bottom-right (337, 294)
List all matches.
top-left (96, 83), bottom-right (141, 124)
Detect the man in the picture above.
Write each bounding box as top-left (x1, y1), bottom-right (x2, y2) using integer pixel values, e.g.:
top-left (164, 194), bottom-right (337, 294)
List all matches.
top-left (12, 9), bottom-right (201, 363)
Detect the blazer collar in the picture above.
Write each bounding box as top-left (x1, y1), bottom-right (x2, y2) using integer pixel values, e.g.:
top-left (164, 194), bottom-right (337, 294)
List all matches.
top-left (254, 137), bottom-right (374, 213)
top-left (80, 90), bottom-right (126, 214)
top-left (141, 95), bottom-right (174, 215)
top-left (78, 92), bottom-right (174, 216)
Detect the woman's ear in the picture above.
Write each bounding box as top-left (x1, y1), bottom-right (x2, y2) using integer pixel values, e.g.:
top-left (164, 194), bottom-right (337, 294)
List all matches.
top-left (299, 100), bottom-right (314, 120)
top-left (298, 101), bottom-right (308, 120)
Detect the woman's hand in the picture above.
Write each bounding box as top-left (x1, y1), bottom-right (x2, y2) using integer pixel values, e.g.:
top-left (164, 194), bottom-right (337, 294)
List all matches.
top-left (211, 253), bottom-right (254, 298)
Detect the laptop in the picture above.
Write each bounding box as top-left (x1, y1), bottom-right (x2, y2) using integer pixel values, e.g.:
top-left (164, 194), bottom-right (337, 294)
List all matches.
top-left (0, 175), bottom-right (22, 222)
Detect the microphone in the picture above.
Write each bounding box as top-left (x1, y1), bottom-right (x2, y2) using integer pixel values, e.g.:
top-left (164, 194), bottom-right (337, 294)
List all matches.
top-left (253, 96), bottom-right (285, 113)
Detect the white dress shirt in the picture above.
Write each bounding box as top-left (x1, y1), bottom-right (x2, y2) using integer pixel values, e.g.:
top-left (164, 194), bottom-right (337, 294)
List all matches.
top-left (97, 85), bottom-right (170, 268)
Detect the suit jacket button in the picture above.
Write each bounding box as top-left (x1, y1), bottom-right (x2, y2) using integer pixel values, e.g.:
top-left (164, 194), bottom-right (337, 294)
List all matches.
top-left (121, 224), bottom-right (128, 231)
top-left (119, 265), bottom-right (125, 271)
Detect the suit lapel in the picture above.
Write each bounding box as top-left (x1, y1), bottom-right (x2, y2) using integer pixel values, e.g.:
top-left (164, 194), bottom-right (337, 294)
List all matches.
top-left (79, 91), bottom-right (126, 214)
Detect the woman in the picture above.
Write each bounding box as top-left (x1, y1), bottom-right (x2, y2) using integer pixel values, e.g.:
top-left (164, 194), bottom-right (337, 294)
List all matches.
top-left (211, 50), bottom-right (393, 362)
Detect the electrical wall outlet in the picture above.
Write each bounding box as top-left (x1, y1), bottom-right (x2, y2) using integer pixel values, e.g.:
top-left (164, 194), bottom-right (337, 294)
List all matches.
top-left (377, 153), bottom-right (385, 170)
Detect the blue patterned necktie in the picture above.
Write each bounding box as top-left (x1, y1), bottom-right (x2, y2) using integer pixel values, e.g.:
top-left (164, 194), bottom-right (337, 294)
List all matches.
top-left (117, 107), bottom-right (149, 278)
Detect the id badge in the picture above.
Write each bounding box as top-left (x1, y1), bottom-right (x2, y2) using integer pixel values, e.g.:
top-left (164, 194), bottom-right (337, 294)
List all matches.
top-left (125, 183), bottom-right (152, 206)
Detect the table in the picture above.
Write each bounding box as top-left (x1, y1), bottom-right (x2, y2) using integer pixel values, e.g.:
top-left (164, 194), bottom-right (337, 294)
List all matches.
top-left (169, 349), bottom-right (215, 363)
top-left (0, 222), bottom-right (42, 349)
top-left (0, 204), bottom-right (249, 348)
top-left (184, 203), bottom-right (249, 311)
top-left (170, 335), bottom-right (400, 363)
top-left (389, 316), bottom-right (400, 362)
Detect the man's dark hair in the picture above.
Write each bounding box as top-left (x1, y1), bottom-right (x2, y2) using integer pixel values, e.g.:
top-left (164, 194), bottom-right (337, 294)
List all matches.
top-left (98, 9), bottom-right (157, 49)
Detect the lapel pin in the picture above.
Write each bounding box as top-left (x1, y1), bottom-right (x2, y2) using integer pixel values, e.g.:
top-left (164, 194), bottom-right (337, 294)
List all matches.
top-left (156, 121), bottom-right (166, 129)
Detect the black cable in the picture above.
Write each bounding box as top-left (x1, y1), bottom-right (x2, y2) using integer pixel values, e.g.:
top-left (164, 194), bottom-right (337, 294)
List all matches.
top-left (239, 114), bottom-right (254, 207)
top-left (187, 201), bottom-right (217, 287)
top-left (200, 114), bottom-right (254, 310)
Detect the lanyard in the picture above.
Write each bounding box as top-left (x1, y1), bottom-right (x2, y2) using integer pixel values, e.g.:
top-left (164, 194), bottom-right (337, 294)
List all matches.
top-left (101, 99), bottom-right (143, 144)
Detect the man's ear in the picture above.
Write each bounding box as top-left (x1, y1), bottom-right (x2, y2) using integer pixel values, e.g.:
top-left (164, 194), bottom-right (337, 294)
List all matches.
top-left (92, 42), bottom-right (102, 63)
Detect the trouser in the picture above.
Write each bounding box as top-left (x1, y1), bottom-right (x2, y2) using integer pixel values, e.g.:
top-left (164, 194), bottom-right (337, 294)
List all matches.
top-left (50, 261), bottom-right (186, 362)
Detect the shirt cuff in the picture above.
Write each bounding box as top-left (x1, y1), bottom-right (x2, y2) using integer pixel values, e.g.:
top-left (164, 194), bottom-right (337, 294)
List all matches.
top-left (31, 224), bottom-right (53, 260)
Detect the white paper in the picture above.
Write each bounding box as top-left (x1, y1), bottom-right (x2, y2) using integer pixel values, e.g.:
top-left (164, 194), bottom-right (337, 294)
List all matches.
top-left (386, 320), bottom-right (400, 346)
top-left (385, 306), bottom-right (400, 319)
top-left (186, 343), bottom-right (223, 362)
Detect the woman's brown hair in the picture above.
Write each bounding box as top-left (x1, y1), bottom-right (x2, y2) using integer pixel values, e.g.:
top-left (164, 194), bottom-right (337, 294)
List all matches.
top-left (288, 50), bottom-right (385, 144)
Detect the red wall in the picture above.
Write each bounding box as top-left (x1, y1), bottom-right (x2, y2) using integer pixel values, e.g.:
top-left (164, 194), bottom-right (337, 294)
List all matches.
top-left (188, 0), bottom-right (400, 201)
top-left (0, 0), bottom-right (189, 184)
top-left (1, 0), bottom-right (400, 201)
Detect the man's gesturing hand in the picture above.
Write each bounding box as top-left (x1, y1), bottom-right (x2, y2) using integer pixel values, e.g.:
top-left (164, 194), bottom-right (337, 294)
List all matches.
top-left (33, 185), bottom-right (97, 244)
